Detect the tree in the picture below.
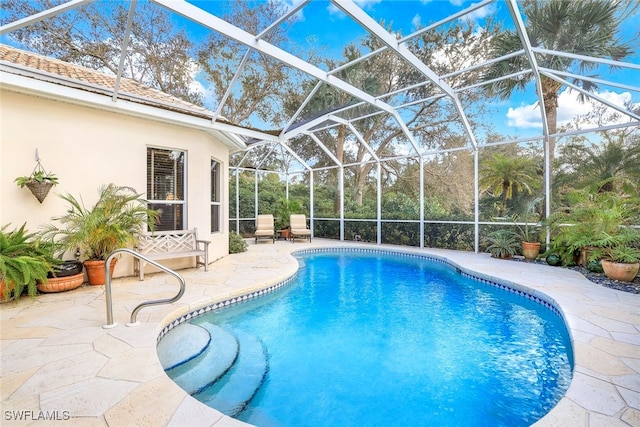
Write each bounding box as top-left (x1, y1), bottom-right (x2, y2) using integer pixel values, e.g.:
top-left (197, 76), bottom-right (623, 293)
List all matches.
top-left (557, 99), bottom-right (640, 195)
top-left (2, 0), bottom-right (201, 104)
top-left (286, 19), bottom-right (499, 213)
top-left (195, 0), bottom-right (304, 127)
top-left (482, 0), bottom-right (632, 194)
top-left (557, 133), bottom-right (640, 194)
top-left (479, 153), bottom-right (541, 217)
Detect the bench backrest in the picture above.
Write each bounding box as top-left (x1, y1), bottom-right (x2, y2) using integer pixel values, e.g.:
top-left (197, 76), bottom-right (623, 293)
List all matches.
top-left (137, 229), bottom-right (198, 255)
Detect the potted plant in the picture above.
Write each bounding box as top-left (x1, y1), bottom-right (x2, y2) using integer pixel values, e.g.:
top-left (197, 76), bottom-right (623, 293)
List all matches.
top-left (0, 223), bottom-right (58, 302)
top-left (589, 227), bottom-right (640, 282)
top-left (274, 197), bottom-right (302, 240)
top-left (41, 184), bottom-right (159, 285)
top-left (598, 245), bottom-right (640, 282)
top-left (37, 255), bottom-right (85, 293)
top-left (485, 229), bottom-right (519, 259)
top-left (515, 196), bottom-right (543, 261)
top-left (15, 161), bottom-right (59, 203)
top-left (547, 190), bottom-right (638, 267)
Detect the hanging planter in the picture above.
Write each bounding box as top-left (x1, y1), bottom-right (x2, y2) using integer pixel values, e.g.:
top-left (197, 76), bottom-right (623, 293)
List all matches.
top-left (15, 157), bottom-right (59, 203)
top-left (25, 180), bottom-right (55, 203)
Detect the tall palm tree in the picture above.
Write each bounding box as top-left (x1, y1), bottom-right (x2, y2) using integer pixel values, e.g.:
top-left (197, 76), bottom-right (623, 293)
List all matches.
top-left (480, 154), bottom-right (541, 217)
top-left (482, 0), bottom-right (632, 194)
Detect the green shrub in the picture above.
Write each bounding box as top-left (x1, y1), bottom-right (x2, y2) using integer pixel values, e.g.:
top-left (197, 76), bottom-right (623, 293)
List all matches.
top-left (229, 231), bottom-right (248, 254)
top-left (1, 223), bottom-right (59, 300)
top-left (484, 229), bottom-right (519, 259)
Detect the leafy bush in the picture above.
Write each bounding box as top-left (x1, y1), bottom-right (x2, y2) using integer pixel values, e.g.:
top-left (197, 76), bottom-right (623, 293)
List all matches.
top-left (547, 190), bottom-right (639, 265)
top-left (229, 231), bottom-right (248, 254)
top-left (0, 223), bottom-right (58, 300)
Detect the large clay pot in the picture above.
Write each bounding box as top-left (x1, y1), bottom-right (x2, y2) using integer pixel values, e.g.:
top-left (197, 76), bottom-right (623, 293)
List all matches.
top-left (38, 273), bottom-right (84, 293)
top-left (0, 278), bottom-right (14, 303)
top-left (522, 242), bottom-right (541, 261)
top-left (601, 259), bottom-right (639, 282)
top-left (83, 259), bottom-right (117, 286)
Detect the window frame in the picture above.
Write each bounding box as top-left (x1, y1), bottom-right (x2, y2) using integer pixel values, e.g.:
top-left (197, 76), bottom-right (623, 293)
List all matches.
top-left (211, 158), bottom-right (222, 234)
top-left (147, 146), bottom-right (187, 231)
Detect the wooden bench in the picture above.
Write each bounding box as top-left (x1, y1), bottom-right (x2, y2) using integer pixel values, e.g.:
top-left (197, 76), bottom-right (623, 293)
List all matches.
top-left (135, 229), bottom-right (210, 280)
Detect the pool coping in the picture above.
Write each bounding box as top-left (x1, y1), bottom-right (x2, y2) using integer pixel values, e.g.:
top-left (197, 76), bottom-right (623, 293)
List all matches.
top-left (1, 240), bottom-right (639, 426)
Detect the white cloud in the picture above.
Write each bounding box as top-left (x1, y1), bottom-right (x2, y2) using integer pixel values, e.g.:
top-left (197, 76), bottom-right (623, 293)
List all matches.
top-left (411, 14), bottom-right (422, 31)
top-left (506, 88), bottom-right (636, 129)
top-left (506, 103), bottom-right (540, 128)
top-left (464, 2), bottom-right (497, 22)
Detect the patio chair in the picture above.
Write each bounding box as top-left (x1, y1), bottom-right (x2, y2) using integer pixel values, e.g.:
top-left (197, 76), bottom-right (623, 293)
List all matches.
top-left (254, 214), bottom-right (275, 243)
top-left (289, 214), bottom-right (311, 242)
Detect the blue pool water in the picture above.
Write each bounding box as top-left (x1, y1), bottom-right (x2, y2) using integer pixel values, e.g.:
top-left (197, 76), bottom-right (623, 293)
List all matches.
top-left (163, 250), bottom-right (573, 426)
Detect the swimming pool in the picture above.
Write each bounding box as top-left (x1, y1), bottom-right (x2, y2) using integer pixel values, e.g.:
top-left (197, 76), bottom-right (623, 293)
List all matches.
top-left (159, 249), bottom-right (573, 426)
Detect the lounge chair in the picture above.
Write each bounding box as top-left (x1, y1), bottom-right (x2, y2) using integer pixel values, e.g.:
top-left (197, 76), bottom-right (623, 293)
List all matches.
top-left (254, 214), bottom-right (275, 243)
top-left (289, 214), bottom-right (311, 242)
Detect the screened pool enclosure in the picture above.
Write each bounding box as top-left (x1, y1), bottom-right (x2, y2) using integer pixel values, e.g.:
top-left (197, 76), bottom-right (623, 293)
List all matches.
top-left (3, 0), bottom-right (639, 251)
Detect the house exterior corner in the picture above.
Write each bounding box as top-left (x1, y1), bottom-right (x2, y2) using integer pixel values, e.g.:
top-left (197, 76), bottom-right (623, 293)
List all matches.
top-left (1, 87), bottom-right (232, 277)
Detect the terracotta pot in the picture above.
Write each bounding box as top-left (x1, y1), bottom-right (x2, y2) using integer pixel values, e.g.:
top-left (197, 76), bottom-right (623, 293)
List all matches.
top-left (579, 246), bottom-right (598, 268)
top-left (601, 259), bottom-right (639, 282)
top-left (37, 272), bottom-right (84, 293)
top-left (83, 259), bottom-right (117, 286)
top-left (279, 229), bottom-right (291, 240)
top-left (522, 242), bottom-right (541, 261)
top-left (1, 278), bottom-right (14, 303)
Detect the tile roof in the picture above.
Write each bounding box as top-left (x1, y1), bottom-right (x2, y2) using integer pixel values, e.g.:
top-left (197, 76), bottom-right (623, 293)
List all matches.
top-left (0, 44), bottom-right (214, 120)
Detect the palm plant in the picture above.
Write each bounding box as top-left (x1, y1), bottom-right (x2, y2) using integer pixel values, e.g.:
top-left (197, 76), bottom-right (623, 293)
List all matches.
top-left (557, 134), bottom-right (640, 194)
top-left (273, 197), bottom-right (303, 231)
top-left (480, 153), bottom-right (541, 217)
top-left (42, 184), bottom-right (159, 261)
top-left (515, 196), bottom-right (543, 243)
top-left (482, 0), bottom-right (632, 194)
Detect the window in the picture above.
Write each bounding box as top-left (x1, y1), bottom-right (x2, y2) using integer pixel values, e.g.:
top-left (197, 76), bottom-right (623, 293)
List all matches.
top-left (147, 147), bottom-right (186, 231)
top-left (211, 159), bottom-right (221, 233)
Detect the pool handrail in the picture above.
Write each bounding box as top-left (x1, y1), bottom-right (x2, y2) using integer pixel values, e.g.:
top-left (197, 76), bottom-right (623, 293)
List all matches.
top-left (103, 248), bottom-right (186, 329)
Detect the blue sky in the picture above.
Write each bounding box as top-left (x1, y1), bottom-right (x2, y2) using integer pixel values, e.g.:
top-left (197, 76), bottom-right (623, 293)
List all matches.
top-left (6, 0), bottom-right (634, 139)
top-left (182, 0), bottom-right (639, 140)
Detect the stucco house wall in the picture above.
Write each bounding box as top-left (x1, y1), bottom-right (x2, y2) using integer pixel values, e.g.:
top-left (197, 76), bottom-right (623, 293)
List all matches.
top-left (0, 45), bottom-right (242, 278)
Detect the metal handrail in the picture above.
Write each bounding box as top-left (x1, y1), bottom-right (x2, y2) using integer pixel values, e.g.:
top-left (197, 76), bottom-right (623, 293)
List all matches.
top-left (103, 248), bottom-right (186, 329)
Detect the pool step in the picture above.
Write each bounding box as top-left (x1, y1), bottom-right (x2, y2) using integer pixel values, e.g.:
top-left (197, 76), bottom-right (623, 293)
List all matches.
top-left (157, 323), bottom-right (211, 370)
top-left (193, 330), bottom-right (269, 416)
top-left (166, 323), bottom-right (239, 395)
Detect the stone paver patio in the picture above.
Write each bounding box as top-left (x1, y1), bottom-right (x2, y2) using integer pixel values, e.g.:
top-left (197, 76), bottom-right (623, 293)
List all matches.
top-left (1, 239), bottom-right (639, 426)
